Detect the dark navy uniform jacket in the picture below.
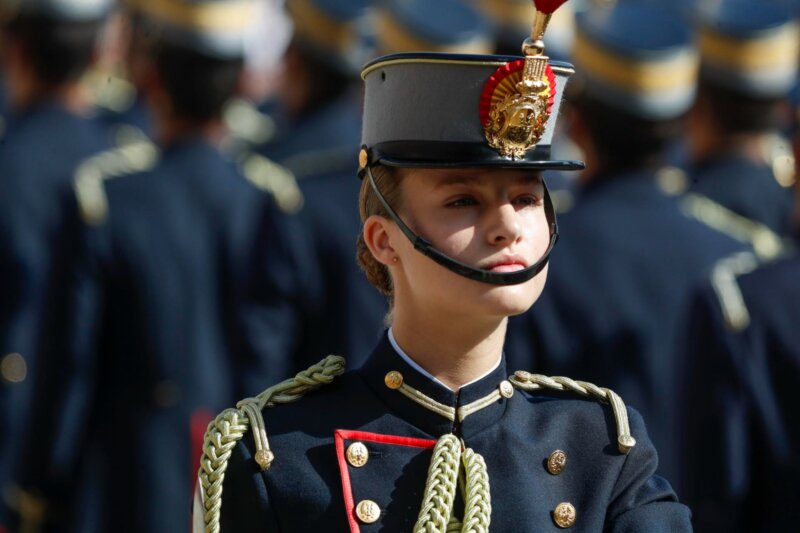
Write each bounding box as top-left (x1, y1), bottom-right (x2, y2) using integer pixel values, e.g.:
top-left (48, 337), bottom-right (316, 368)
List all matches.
top-left (219, 333), bottom-right (691, 531)
top-left (15, 138), bottom-right (276, 532)
top-left (0, 103), bottom-right (108, 525)
top-left (688, 153), bottom-right (794, 236)
top-left (681, 244), bottom-right (800, 532)
top-left (505, 170), bottom-right (749, 495)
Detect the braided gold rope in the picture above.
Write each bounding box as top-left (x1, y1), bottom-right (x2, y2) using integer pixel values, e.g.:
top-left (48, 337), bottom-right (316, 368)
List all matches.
top-left (197, 355), bottom-right (346, 533)
top-left (414, 435), bottom-right (492, 533)
top-left (509, 371), bottom-right (636, 454)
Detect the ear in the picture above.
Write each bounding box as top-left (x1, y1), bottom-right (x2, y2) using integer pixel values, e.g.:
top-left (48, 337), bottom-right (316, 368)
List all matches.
top-left (362, 215), bottom-right (397, 267)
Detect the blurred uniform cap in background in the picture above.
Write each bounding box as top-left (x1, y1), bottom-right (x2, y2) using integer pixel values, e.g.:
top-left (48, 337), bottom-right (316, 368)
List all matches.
top-left (694, 0), bottom-right (800, 99)
top-left (125, 0), bottom-right (259, 58)
top-left (572, 0), bottom-right (699, 120)
top-left (0, 0), bottom-right (112, 20)
top-left (286, 0), bottom-right (372, 76)
top-left (374, 0), bottom-right (493, 55)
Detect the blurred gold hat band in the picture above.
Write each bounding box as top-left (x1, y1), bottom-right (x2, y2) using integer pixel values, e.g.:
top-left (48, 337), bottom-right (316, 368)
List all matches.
top-left (130, 0), bottom-right (255, 31)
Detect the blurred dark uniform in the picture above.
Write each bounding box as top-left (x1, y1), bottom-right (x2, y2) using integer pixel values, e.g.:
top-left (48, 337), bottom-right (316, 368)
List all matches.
top-left (505, 1), bottom-right (750, 495)
top-left (0, 1), bottom-right (112, 527)
top-left (251, 0), bottom-right (386, 372)
top-left (10, 1), bottom-right (280, 531)
top-left (686, 0), bottom-right (797, 239)
top-left (680, 241), bottom-right (800, 531)
top-left (195, 2), bottom-right (691, 528)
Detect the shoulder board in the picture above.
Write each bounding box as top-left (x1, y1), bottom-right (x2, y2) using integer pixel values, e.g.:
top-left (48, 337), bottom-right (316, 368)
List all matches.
top-left (73, 133), bottom-right (159, 226)
top-left (679, 193), bottom-right (787, 261)
top-left (197, 355), bottom-right (345, 532)
top-left (223, 98), bottom-right (276, 146)
top-left (83, 69), bottom-right (137, 114)
top-left (709, 251), bottom-right (760, 332)
top-left (240, 152), bottom-right (304, 214)
top-left (510, 372), bottom-right (636, 455)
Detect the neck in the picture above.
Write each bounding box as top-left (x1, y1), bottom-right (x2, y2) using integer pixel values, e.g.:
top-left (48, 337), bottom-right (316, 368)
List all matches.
top-left (390, 299), bottom-right (507, 391)
top-left (156, 116), bottom-right (224, 148)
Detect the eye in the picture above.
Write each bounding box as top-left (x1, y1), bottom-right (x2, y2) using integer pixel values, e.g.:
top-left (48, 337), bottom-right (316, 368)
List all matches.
top-left (446, 196), bottom-right (478, 208)
top-left (514, 194), bottom-right (542, 208)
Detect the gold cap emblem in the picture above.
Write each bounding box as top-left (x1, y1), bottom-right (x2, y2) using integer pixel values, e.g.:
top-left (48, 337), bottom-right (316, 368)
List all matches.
top-left (547, 449), bottom-right (567, 475)
top-left (553, 501), bottom-right (577, 528)
top-left (384, 371), bottom-right (404, 390)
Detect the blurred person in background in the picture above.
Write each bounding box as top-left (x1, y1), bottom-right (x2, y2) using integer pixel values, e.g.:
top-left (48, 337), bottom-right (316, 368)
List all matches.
top-left (8, 0), bottom-right (283, 530)
top-left (679, 100), bottom-right (800, 530)
top-left (685, 0), bottom-right (798, 244)
top-left (0, 0), bottom-right (112, 528)
top-left (505, 0), bottom-right (751, 495)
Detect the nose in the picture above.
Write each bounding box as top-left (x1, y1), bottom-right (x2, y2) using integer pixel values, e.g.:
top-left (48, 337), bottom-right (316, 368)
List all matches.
top-left (487, 202), bottom-right (522, 245)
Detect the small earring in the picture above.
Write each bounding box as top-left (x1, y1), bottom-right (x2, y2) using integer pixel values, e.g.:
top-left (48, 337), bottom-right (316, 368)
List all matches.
top-left (392, 257), bottom-right (399, 263)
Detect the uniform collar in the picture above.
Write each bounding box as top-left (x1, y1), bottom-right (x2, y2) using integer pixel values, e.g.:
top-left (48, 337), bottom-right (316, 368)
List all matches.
top-left (357, 332), bottom-right (512, 440)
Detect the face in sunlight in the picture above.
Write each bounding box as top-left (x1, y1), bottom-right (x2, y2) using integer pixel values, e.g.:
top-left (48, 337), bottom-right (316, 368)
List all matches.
top-left (387, 167), bottom-right (552, 321)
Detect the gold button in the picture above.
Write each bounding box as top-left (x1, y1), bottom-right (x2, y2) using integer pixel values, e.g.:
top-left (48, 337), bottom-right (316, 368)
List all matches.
top-left (1, 353), bottom-right (27, 383)
top-left (346, 442), bottom-right (369, 468)
top-left (547, 450), bottom-right (567, 475)
top-left (553, 502), bottom-right (576, 528)
top-left (499, 380), bottom-right (514, 398)
top-left (384, 371), bottom-right (403, 390)
top-left (355, 499), bottom-right (381, 524)
top-left (358, 148), bottom-right (369, 169)
top-left (255, 449), bottom-right (275, 470)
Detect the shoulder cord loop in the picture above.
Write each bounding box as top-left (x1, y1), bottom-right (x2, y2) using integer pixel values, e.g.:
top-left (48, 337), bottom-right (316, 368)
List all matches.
top-left (414, 434), bottom-right (492, 533)
top-left (197, 355), bottom-right (346, 533)
top-left (509, 372), bottom-right (637, 454)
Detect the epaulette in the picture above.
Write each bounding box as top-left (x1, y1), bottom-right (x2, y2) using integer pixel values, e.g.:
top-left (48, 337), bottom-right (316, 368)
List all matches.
top-left (679, 192), bottom-right (787, 261)
top-left (239, 152), bottom-right (304, 214)
top-left (709, 251), bottom-right (760, 332)
top-left (73, 128), bottom-right (159, 226)
top-left (222, 98), bottom-right (276, 146)
top-left (82, 69), bottom-right (137, 114)
top-left (197, 355), bottom-right (345, 533)
top-left (510, 372), bottom-right (636, 455)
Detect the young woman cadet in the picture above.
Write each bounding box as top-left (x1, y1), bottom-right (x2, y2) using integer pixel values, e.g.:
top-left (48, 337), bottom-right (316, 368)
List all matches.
top-left (196, 1), bottom-right (692, 531)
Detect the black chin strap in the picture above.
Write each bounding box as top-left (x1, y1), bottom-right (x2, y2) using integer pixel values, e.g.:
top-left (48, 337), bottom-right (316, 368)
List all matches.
top-left (365, 165), bottom-right (559, 286)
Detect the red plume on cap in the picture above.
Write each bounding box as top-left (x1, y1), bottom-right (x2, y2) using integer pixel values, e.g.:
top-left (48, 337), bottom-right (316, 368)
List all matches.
top-left (532, 0), bottom-right (568, 15)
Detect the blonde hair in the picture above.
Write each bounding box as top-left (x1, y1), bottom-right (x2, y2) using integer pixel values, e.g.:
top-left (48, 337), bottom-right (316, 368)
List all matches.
top-left (356, 165), bottom-right (406, 297)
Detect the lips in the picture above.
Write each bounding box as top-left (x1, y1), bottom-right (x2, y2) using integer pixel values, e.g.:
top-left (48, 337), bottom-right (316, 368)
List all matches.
top-left (484, 255), bottom-right (529, 273)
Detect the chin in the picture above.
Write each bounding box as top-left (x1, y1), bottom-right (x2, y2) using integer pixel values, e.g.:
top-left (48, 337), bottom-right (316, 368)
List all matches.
top-left (473, 277), bottom-right (545, 318)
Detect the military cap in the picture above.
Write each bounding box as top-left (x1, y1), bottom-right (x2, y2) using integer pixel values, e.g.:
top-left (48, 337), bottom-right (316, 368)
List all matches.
top-left (0, 0), bottom-right (112, 19)
top-left (286, 0), bottom-right (372, 75)
top-left (694, 0), bottom-right (800, 98)
top-left (360, 0), bottom-right (582, 286)
top-left (374, 0), bottom-right (493, 55)
top-left (572, 0), bottom-right (699, 120)
top-left (126, 0), bottom-right (258, 58)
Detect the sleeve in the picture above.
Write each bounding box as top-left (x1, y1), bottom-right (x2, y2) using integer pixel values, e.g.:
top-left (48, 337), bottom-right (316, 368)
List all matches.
top-left (679, 282), bottom-right (750, 531)
top-left (605, 408), bottom-right (693, 532)
top-left (236, 200), bottom-right (316, 397)
top-left (10, 196), bottom-right (108, 528)
top-left (215, 440), bottom-right (280, 532)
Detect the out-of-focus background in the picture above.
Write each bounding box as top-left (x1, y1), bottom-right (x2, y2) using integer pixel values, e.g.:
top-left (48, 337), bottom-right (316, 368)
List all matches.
top-left (0, 0), bottom-right (798, 531)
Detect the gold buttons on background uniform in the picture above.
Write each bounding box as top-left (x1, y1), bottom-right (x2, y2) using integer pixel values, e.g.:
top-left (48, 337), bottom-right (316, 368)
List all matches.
top-left (499, 380), bottom-right (514, 398)
top-left (553, 502), bottom-right (576, 528)
top-left (384, 371), bottom-right (403, 390)
top-left (346, 442), bottom-right (369, 468)
top-left (356, 499), bottom-right (381, 524)
top-left (547, 450), bottom-right (567, 475)
top-left (1, 353), bottom-right (27, 383)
